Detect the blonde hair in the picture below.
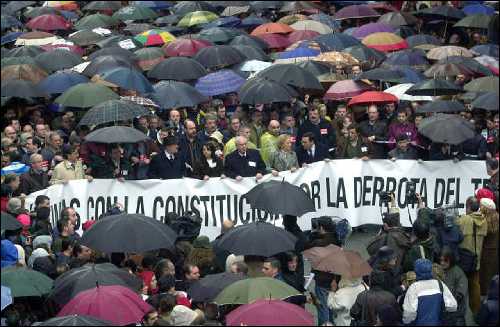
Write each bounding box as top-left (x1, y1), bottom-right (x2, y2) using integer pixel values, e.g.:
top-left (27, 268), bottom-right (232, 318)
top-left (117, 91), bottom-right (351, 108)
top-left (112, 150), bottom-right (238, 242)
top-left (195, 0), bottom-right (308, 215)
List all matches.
top-left (277, 134), bottom-right (291, 150)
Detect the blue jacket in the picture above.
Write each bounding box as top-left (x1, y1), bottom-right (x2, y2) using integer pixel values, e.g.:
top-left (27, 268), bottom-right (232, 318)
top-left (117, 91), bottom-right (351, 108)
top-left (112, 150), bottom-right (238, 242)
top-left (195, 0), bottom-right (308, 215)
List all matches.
top-left (223, 149), bottom-right (266, 178)
top-left (1, 239), bottom-right (18, 268)
top-left (476, 275), bottom-right (499, 326)
top-left (148, 150), bottom-right (186, 179)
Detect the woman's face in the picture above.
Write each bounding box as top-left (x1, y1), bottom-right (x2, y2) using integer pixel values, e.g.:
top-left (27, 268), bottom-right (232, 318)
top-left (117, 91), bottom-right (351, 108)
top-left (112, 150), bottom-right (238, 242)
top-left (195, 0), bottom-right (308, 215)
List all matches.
top-left (202, 145), bottom-right (212, 159)
top-left (343, 117), bottom-right (352, 128)
top-left (282, 137), bottom-right (292, 152)
top-left (287, 256), bottom-right (298, 271)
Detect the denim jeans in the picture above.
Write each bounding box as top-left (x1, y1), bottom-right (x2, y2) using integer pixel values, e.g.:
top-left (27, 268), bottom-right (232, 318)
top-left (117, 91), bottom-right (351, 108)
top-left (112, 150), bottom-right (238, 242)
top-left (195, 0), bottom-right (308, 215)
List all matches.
top-left (315, 285), bottom-right (333, 325)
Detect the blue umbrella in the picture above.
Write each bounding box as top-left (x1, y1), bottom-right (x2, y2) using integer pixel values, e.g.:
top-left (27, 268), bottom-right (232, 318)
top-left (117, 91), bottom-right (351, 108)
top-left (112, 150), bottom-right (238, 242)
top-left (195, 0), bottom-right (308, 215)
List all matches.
top-left (309, 13), bottom-right (341, 30)
top-left (405, 34), bottom-right (441, 48)
top-left (278, 47), bottom-right (320, 59)
top-left (39, 72), bottom-right (89, 94)
top-left (463, 4), bottom-right (495, 15)
top-left (1, 31), bottom-right (23, 45)
top-left (240, 15), bottom-right (269, 28)
top-left (1, 286), bottom-right (12, 311)
top-left (59, 10), bottom-right (79, 21)
top-left (100, 67), bottom-right (154, 95)
top-left (202, 16), bottom-right (241, 28)
top-left (1, 162), bottom-right (29, 176)
top-left (195, 69), bottom-right (245, 96)
top-left (382, 49), bottom-right (429, 68)
top-left (1, 14), bottom-right (22, 31)
top-left (471, 44), bottom-right (499, 58)
top-left (131, 1), bottom-right (173, 10)
top-left (343, 27), bottom-right (357, 36)
top-left (314, 33), bottom-right (361, 51)
top-left (152, 80), bottom-right (208, 110)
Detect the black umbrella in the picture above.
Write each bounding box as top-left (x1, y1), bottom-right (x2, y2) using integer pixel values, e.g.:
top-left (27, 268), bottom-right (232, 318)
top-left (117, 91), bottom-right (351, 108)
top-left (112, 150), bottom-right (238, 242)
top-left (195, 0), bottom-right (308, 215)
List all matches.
top-left (84, 126), bottom-right (148, 144)
top-left (471, 92), bottom-right (499, 111)
top-left (187, 272), bottom-right (246, 303)
top-left (173, 1), bottom-right (216, 16)
top-left (3, 1), bottom-right (36, 15)
top-left (83, 1), bottom-right (122, 11)
top-left (343, 45), bottom-right (386, 66)
top-left (155, 15), bottom-right (179, 25)
top-left (418, 114), bottom-right (475, 145)
top-left (194, 45), bottom-right (246, 70)
top-left (33, 315), bottom-right (111, 326)
top-left (48, 263), bottom-right (142, 305)
top-left (377, 11), bottom-right (418, 27)
top-left (239, 77), bottom-right (298, 104)
top-left (417, 5), bottom-right (465, 20)
top-left (314, 33), bottom-right (361, 52)
top-left (82, 55), bottom-right (139, 77)
top-left (78, 99), bottom-right (151, 126)
top-left (148, 57), bottom-right (207, 81)
top-left (229, 34), bottom-right (269, 50)
top-left (80, 214), bottom-right (177, 253)
top-left (123, 23), bottom-right (152, 35)
top-left (1, 212), bottom-right (23, 230)
top-left (215, 221), bottom-right (297, 257)
top-left (5, 45), bottom-right (44, 58)
top-left (231, 45), bottom-right (270, 61)
top-left (96, 34), bottom-right (143, 49)
top-left (295, 60), bottom-right (331, 77)
top-left (355, 67), bottom-right (405, 82)
top-left (151, 80), bottom-right (208, 109)
top-left (1, 79), bottom-right (46, 99)
top-left (405, 79), bottom-right (464, 96)
top-left (244, 180), bottom-right (316, 216)
top-left (250, 1), bottom-right (283, 11)
top-left (88, 47), bottom-right (136, 61)
top-left (68, 29), bottom-right (105, 46)
top-left (197, 27), bottom-right (242, 44)
top-left (256, 64), bottom-right (322, 90)
top-left (35, 49), bottom-right (83, 73)
top-left (417, 100), bottom-right (465, 113)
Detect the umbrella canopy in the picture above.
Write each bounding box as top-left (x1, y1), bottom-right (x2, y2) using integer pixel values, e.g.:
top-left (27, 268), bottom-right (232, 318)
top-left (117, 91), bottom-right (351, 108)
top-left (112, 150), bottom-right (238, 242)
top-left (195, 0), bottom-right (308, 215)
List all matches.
top-left (355, 67), bottom-right (405, 82)
top-left (214, 277), bottom-right (301, 305)
top-left (348, 91), bottom-right (398, 107)
top-left (215, 221), bottom-right (297, 257)
top-left (195, 69), bottom-right (245, 97)
top-left (134, 29), bottom-right (175, 46)
top-left (83, 1), bottom-right (123, 11)
top-left (417, 100), bottom-right (465, 113)
top-left (454, 14), bottom-right (491, 29)
top-left (35, 49), bottom-right (83, 73)
top-left (3, 1), bottom-right (37, 15)
top-left (278, 47), bottom-right (319, 60)
top-left (1, 212), bottom-right (23, 230)
top-left (251, 22), bottom-right (294, 36)
top-left (471, 92), bottom-right (498, 111)
top-left (134, 47), bottom-right (164, 71)
top-left (377, 11), bottom-right (418, 27)
top-left (324, 80), bottom-right (373, 101)
top-left (314, 33), bottom-right (361, 51)
top-left (313, 51), bottom-right (359, 66)
top-left (244, 180), bottom-right (315, 216)
top-left (280, 1), bottom-right (320, 13)
top-left (88, 47), bottom-right (136, 61)
top-left (187, 272), bottom-right (246, 303)
top-left (78, 99), bottom-right (150, 127)
top-left (33, 315), bottom-right (111, 326)
top-left (124, 23), bottom-right (153, 35)
top-left (221, 6), bottom-right (250, 17)
top-left (382, 49), bottom-right (429, 69)
top-left (235, 60), bottom-right (272, 73)
top-left (226, 299), bottom-right (314, 326)
top-left (417, 5), bottom-right (465, 20)
top-left (240, 15), bottom-right (270, 28)
top-left (197, 27), bottom-right (242, 44)
top-left (362, 32), bottom-right (408, 52)
top-left (1, 64), bottom-right (48, 83)
top-left (26, 14), bottom-right (71, 31)
top-left (1, 286), bottom-right (12, 311)
top-left (384, 83), bottom-right (433, 102)
top-left (1, 56), bottom-right (38, 68)
top-left (38, 71), bottom-right (89, 94)
top-left (427, 46), bottom-right (473, 60)
top-left (163, 38), bottom-right (212, 57)
top-left (334, 4), bottom-right (380, 20)
top-left (418, 114), bottom-right (475, 145)
top-left (173, 1), bottom-right (216, 16)
top-left (152, 80), bottom-right (208, 109)
top-left (203, 16), bottom-right (241, 28)
top-left (239, 77), bottom-right (298, 104)
top-left (57, 285), bottom-right (153, 326)
top-left (257, 64), bottom-right (322, 90)
top-left (440, 56), bottom-right (493, 76)
top-left (343, 45), bottom-right (386, 66)
top-left (194, 45), bottom-right (246, 69)
top-left (352, 22), bottom-right (395, 39)
top-left (1, 79), bottom-right (47, 98)
top-left (82, 55), bottom-right (138, 77)
top-left (68, 30), bottom-right (104, 46)
top-left (84, 126), bottom-right (148, 144)
top-left (74, 14), bottom-right (119, 30)
top-left (1, 267), bottom-right (53, 297)
top-left (464, 76), bottom-right (499, 94)
top-left (14, 31), bottom-right (58, 46)
top-left (256, 33), bottom-right (290, 49)
top-left (474, 55), bottom-right (499, 75)
top-left (231, 45), bottom-right (269, 62)
top-left (148, 56), bottom-right (207, 81)
top-left (5, 46), bottom-right (44, 59)
top-left (96, 35), bottom-right (143, 49)
top-left (55, 83), bottom-right (119, 108)
top-left (304, 245), bottom-right (372, 279)
top-left (49, 263), bottom-right (142, 305)
top-left (295, 60), bottom-right (331, 76)
top-left (406, 79), bottom-right (464, 96)
top-left (471, 44), bottom-right (499, 58)
top-left (287, 30), bottom-right (320, 43)
top-left (406, 34), bottom-right (441, 48)
top-left (178, 10), bottom-right (218, 27)
top-left (424, 62), bottom-right (473, 78)
top-left (463, 4), bottom-right (495, 16)
top-left (250, 1), bottom-right (283, 11)
top-left (229, 34), bottom-right (269, 50)
top-left (112, 6), bottom-right (158, 22)
top-left (99, 67), bottom-right (153, 94)
top-left (1, 14), bottom-right (22, 31)
top-left (290, 20), bottom-right (332, 34)
top-left (278, 14), bottom-right (308, 26)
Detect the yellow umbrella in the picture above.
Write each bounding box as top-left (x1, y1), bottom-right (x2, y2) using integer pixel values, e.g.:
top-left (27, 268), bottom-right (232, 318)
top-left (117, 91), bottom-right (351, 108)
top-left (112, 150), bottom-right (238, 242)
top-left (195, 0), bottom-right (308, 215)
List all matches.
top-left (313, 51), bottom-right (359, 66)
top-left (178, 11), bottom-right (219, 27)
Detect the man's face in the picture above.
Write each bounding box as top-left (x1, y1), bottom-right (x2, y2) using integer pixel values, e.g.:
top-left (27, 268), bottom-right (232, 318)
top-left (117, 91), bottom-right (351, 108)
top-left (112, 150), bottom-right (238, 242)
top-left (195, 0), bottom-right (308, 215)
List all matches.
top-left (367, 106), bottom-right (379, 121)
top-left (26, 139), bottom-right (38, 154)
top-left (230, 118), bottom-right (240, 132)
top-left (240, 128), bottom-right (251, 139)
top-left (236, 138), bottom-right (247, 154)
top-left (10, 120), bottom-right (20, 132)
top-left (205, 119), bottom-right (217, 134)
top-left (23, 125), bottom-right (33, 135)
top-left (456, 74), bottom-right (466, 84)
top-left (10, 176), bottom-right (20, 190)
top-left (149, 118), bottom-right (159, 130)
top-left (287, 257), bottom-right (298, 272)
top-left (31, 155), bottom-right (43, 170)
top-left (40, 199), bottom-right (50, 208)
top-left (35, 124), bottom-right (47, 138)
top-left (252, 111), bottom-right (263, 124)
top-left (262, 262), bottom-right (278, 278)
top-left (185, 121), bottom-right (197, 138)
top-left (51, 135), bottom-right (62, 149)
top-left (111, 148), bottom-right (121, 161)
top-left (440, 256), bottom-right (450, 270)
top-left (1, 156), bottom-right (10, 168)
top-left (68, 150), bottom-right (79, 162)
top-left (301, 137), bottom-right (313, 150)
top-left (4, 127), bottom-right (17, 142)
top-left (269, 121), bottom-right (280, 136)
top-left (348, 128), bottom-right (358, 141)
top-left (397, 112), bottom-right (407, 123)
top-left (78, 245), bottom-right (92, 261)
top-left (68, 208), bottom-right (77, 225)
top-left (65, 221), bottom-right (75, 235)
top-left (336, 107), bottom-right (347, 119)
top-left (386, 103), bottom-right (395, 114)
top-left (309, 109), bottom-right (320, 123)
top-left (397, 139), bottom-right (409, 151)
top-left (186, 266), bottom-right (200, 280)
top-left (166, 144), bottom-right (178, 155)
top-left (138, 117), bottom-right (148, 129)
top-left (169, 110), bottom-right (180, 124)
top-left (217, 106), bottom-right (226, 119)
top-left (494, 116), bottom-right (499, 130)
top-left (352, 65), bottom-right (361, 75)
top-left (414, 116), bottom-right (423, 127)
top-left (283, 116), bottom-right (295, 128)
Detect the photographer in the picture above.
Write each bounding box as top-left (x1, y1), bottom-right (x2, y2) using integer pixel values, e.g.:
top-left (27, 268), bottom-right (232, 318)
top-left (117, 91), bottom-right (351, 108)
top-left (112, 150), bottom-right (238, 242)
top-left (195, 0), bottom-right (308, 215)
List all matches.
top-left (403, 218), bottom-right (439, 273)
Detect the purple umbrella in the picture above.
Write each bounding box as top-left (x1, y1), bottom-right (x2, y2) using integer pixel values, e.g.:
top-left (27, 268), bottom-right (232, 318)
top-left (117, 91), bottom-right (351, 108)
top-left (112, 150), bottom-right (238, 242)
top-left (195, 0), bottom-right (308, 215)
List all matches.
top-left (195, 69), bottom-right (245, 96)
top-left (323, 80), bottom-right (373, 101)
top-left (352, 23), bottom-right (395, 39)
top-left (334, 5), bottom-right (380, 20)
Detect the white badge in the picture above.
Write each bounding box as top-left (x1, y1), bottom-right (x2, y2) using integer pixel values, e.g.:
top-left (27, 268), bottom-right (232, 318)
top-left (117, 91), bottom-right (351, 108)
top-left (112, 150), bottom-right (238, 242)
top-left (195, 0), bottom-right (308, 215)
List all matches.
top-left (122, 170), bottom-right (128, 176)
top-left (248, 161), bottom-right (256, 167)
top-left (361, 146), bottom-right (368, 152)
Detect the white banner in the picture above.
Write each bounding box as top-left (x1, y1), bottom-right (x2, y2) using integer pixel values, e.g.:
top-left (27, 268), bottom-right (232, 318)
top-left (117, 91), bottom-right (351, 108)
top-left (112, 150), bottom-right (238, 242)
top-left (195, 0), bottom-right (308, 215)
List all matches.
top-left (25, 160), bottom-right (490, 240)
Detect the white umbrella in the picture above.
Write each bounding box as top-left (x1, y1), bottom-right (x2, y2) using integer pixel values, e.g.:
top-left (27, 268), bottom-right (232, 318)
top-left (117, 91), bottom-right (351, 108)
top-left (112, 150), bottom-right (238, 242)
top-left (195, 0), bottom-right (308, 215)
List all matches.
top-left (15, 36), bottom-right (59, 46)
top-left (385, 83), bottom-right (434, 102)
top-left (290, 20), bottom-right (333, 34)
top-left (238, 60), bottom-right (272, 72)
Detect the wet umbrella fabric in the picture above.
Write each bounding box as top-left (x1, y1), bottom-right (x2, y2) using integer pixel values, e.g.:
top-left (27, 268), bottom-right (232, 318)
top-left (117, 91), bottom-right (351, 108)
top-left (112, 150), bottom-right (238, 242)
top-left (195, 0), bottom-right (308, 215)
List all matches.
top-left (152, 80), bottom-right (208, 109)
top-left (1, 267), bottom-right (53, 298)
top-left (406, 79), bottom-right (464, 96)
top-left (162, 38), bottom-right (212, 57)
top-left (1, 79), bottom-right (46, 98)
top-left (55, 83), bottom-right (119, 108)
top-left (195, 69), bottom-right (245, 97)
top-left (148, 57), bottom-right (207, 81)
top-left (1, 212), bottom-right (23, 230)
top-left (418, 114), bottom-right (475, 145)
top-left (99, 67), bottom-right (153, 94)
top-left (194, 45), bottom-right (246, 69)
top-left (239, 77), bottom-right (298, 104)
top-left (471, 92), bottom-right (498, 111)
top-left (464, 76), bottom-right (499, 94)
top-left (35, 49), bottom-right (83, 73)
top-left (256, 64), bottom-right (322, 90)
top-left (33, 315), bottom-right (111, 326)
top-left (417, 100), bottom-right (465, 113)
top-left (187, 272), bottom-right (246, 303)
top-left (78, 99), bottom-right (150, 126)
top-left (84, 126), bottom-right (148, 144)
top-left (38, 71), bottom-right (89, 94)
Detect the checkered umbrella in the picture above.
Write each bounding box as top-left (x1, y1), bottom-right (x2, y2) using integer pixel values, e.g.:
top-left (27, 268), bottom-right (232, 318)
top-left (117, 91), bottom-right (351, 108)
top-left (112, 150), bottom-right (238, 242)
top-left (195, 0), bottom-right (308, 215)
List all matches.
top-left (78, 99), bottom-right (151, 127)
top-left (195, 69), bottom-right (245, 96)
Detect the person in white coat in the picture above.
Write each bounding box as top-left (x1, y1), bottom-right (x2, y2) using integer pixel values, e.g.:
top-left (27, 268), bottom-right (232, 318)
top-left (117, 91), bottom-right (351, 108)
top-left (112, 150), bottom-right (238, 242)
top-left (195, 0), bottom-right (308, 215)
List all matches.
top-left (328, 277), bottom-right (369, 326)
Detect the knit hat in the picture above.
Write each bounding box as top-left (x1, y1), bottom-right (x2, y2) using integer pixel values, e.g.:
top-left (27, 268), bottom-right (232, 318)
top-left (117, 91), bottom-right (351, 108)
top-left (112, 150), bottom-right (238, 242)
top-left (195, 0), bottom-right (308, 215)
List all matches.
top-left (480, 197), bottom-right (496, 210)
top-left (28, 248), bottom-right (49, 268)
top-left (170, 305), bottom-right (199, 326)
top-left (16, 213), bottom-right (31, 227)
top-left (475, 187), bottom-right (495, 202)
top-left (415, 258), bottom-right (433, 281)
top-left (1, 239), bottom-right (18, 268)
top-left (33, 235), bottom-right (52, 250)
top-left (7, 198), bottom-right (22, 215)
top-left (193, 236), bottom-right (211, 249)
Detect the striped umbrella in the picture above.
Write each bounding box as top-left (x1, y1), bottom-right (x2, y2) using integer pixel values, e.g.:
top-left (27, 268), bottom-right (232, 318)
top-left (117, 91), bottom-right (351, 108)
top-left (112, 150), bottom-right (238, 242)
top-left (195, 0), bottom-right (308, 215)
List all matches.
top-left (178, 11), bottom-right (218, 27)
top-left (362, 32), bottom-right (408, 52)
top-left (78, 99), bottom-right (151, 127)
top-left (134, 29), bottom-right (175, 46)
top-left (195, 69), bottom-right (245, 96)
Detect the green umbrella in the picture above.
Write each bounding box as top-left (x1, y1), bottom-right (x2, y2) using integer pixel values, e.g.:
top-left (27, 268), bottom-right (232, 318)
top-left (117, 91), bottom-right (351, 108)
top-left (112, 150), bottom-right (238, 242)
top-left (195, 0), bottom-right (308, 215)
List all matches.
top-left (214, 277), bottom-right (301, 305)
top-left (68, 29), bottom-right (105, 46)
top-left (75, 14), bottom-right (119, 30)
top-left (55, 83), bottom-right (119, 108)
top-left (1, 267), bottom-right (53, 297)
top-left (454, 14), bottom-right (491, 29)
top-left (178, 11), bottom-right (219, 27)
top-left (464, 76), bottom-right (499, 94)
top-left (112, 6), bottom-right (158, 22)
top-left (1, 56), bottom-right (38, 68)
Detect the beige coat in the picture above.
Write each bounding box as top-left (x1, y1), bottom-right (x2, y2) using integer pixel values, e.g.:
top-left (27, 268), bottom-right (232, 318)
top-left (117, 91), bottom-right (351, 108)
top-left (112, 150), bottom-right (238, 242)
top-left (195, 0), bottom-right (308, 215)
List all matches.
top-left (50, 160), bottom-right (85, 185)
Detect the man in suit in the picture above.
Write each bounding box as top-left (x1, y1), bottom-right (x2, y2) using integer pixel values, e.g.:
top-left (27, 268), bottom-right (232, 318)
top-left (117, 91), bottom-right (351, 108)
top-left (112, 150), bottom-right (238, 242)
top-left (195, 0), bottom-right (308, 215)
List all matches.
top-left (148, 135), bottom-right (186, 179)
top-left (296, 132), bottom-right (330, 167)
top-left (296, 105), bottom-right (336, 156)
top-left (224, 136), bottom-right (266, 181)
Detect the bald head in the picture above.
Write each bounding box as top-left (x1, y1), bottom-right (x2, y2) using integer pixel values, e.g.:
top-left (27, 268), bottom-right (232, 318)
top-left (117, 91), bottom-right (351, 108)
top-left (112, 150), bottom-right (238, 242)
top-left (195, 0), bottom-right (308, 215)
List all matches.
top-left (268, 120), bottom-right (280, 136)
top-left (222, 220), bottom-right (234, 233)
top-left (235, 136), bottom-right (248, 155)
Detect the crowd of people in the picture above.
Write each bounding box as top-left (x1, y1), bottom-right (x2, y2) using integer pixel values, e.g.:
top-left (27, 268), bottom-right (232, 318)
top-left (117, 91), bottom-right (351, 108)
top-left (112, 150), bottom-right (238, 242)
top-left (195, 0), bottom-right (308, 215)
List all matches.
top-left (1, 0), bottom-right (499, 326)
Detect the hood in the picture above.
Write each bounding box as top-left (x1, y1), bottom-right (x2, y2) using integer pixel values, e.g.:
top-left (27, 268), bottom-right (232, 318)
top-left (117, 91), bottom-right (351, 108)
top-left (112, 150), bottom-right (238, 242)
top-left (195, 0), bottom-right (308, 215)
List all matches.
top-left (415, 258), bottom-right (433, 281)
top-left (418, 234), bottom-right (435, 252)
top-left (470, 212), bottom-right (487, 227)
top-left (1, 239), bottom-right (18, 268)
top-left (487, 275), bottom-right (499, 300)
top-left (28, 248), bottom-right (49, 268)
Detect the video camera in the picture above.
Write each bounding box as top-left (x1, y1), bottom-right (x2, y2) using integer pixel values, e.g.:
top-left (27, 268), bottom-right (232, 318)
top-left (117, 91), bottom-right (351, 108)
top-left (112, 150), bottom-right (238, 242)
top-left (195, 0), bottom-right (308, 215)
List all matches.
top-left (310, 216), bottom-right (352, 246)
top-left (406, 181), bottom-right (418, 205)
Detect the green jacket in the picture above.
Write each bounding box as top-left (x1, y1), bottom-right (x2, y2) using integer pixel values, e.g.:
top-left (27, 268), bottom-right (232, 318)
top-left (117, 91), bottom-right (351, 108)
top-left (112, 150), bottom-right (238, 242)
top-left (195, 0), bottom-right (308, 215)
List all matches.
top-left (456, 212), bottom-right (488, 270)
top-left (403, 235), bottom-right (438, 272)
top-left (259, 132), bottom-right (279, 166)
top-left (249, 123), bottom-right (265, 148)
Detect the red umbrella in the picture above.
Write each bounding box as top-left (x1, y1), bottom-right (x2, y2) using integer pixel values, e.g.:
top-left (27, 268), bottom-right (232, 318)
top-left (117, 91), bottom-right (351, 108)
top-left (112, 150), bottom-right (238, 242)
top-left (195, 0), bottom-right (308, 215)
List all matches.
top-left (57, 285), bottom-right (153, 326)
top-left (41, 44), bottom-right (85, 56)
top-left (26, 14), bottom-right (72, 31)
top-left (323, 80), bottom-right (374, 101)
top-left (287, 30), bottom-right (320, 43)
top-left (162, 38), bottom-right (213, 57)
top-left (226, 299), bottom-right (314, 326)
top-left (347, 91), bottom-right (398, 106)
top-left (251, 22), bottom-right (294, 36)
top-left (256, 33), bottom-right (291, 49)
